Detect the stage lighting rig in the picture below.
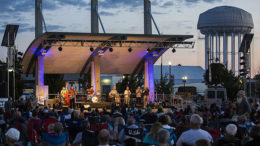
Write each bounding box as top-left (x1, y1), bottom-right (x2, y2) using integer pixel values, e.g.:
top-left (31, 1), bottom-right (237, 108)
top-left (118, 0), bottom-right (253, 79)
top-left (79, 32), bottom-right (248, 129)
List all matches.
top-left (58, 46), bottom-right (62, 51)
top-left (109, 47), bottom-right (113, 52)
top-left (128, 47), bottom-right (132, 52)
top-left (90, 47), bottom-right (94, 52)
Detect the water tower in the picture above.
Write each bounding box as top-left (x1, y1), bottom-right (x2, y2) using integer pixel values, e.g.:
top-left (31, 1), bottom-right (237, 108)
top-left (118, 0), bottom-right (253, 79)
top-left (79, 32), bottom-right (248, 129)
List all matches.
top-left (197, 6), bottom-right (254, 74)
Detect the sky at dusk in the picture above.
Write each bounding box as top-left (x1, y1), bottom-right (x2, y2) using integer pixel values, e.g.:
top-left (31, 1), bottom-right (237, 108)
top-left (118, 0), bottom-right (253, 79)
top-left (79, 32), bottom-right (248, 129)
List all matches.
top-left (0, 0), bottom-right (259, 76)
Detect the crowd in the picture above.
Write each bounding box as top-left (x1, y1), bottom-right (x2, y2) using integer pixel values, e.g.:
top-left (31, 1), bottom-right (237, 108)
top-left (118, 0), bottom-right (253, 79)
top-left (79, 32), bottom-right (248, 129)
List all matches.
top-left (0, 90), bottom-right (260, 146)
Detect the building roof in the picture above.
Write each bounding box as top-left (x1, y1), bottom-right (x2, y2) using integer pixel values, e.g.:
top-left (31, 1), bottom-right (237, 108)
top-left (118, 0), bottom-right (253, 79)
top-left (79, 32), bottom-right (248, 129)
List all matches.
top-left (22, 32), bottom-right (192, 75)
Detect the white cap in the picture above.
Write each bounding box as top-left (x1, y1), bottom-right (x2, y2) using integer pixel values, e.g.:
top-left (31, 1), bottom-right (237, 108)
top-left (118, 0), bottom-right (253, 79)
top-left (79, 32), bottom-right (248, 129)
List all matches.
top-left (226, 124), bottom-right (237, 136)
top-left (5, 128), bottom-right (20, 141)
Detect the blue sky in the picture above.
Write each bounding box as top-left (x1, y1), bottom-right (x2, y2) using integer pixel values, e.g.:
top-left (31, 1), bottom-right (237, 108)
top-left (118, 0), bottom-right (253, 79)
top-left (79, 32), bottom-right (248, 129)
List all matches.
top-left (0, 0), bottom-right (260, 76)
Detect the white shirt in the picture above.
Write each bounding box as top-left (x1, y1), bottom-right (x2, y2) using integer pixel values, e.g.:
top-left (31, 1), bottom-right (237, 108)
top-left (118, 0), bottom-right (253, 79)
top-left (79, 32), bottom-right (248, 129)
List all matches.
top-left (176, 129), bottom-right (213, 146)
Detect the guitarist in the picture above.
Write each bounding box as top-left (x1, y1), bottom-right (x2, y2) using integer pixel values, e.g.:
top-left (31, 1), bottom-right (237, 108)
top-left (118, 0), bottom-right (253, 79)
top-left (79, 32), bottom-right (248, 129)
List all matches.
top-left (69, 86), bottom-right (77, 109)
top-left (109, 86), bottom-right (118, 103)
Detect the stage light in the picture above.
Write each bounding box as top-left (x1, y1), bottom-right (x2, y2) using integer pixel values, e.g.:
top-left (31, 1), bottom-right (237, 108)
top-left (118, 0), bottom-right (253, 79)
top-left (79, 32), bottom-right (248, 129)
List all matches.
top-left (147, 48), bottom-right (151, 52)
top-left (172, 48), bottom-right (176, 53)
top-left (109, 47), bottom-right (113, 52)
top-left (90, 47), bottom-right (94, 52)
top-left (128, 47), bottom-right (132, 52)
top-left (58, 46), bottom-right (62, 51)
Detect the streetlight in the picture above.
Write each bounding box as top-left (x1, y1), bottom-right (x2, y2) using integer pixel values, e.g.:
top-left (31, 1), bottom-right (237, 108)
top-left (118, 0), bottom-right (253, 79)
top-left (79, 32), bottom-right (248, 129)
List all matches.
top-left (168, 61), bottom-right (172, 95)
top-left (168, 61), bottom-right (172, 76)
top-left (182, 76), bottom-right (188, 99)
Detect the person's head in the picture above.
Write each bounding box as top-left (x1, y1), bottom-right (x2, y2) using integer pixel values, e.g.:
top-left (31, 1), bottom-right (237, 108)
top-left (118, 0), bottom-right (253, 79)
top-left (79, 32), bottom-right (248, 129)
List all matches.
top-left (73, 110), bottom-right (80, 119)
top-left (250, 126), bottom-right (260, 140)
top-left (238, 115), bottom-right (247, 124)
top-left (157, 128), bottom-right (170, 146)
top-left (14, 111), bottom-right (21, 118)
top-left (124, 138), bottom-right (137, 146)
top-left (137, 86), bottom-right (140, 89)
top-left (62, 87), bottom-right (65, 90)
top-left (54, 122), bottom-right (64, 134)
top-left (190, 114), bottom-right (203, 129)
top-left (82, 120), bottom-right (91, 130)
top-left (5, 128), bottom-right (20, 145)
top-left (112, 86), bottom-right (116, 90)
top-left (237, 90), bottom-right (245, 99)
top-left (126, 86), bottom-right (129, 90)
top-left (149, 122), bottom-right (162, 139)
top-left (127, 116), bottom-right (136, 126)
top-left (98, 129), bottom-right (110, 145)
top-left (195, 139), bottom-right (211, 146)
top-left (225, 124), bottom-right (237, 136)
top-left (71, 86), bottom-right (74, 90)
top-left (32, 109), bottom-right (39, 118)
top-left (159, 115), bottom-right (171, 125)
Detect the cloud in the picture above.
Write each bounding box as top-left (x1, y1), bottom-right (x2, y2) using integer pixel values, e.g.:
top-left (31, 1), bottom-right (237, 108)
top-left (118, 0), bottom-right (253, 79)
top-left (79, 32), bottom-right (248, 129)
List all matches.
top-left (99, 0), bottom-right (143, 9)
top-left (99, 11), bottom-right (116, 16)
top-left (152, 11), bottom-right (167, 15)
top-left (161, 1), bottom-right (174, 8)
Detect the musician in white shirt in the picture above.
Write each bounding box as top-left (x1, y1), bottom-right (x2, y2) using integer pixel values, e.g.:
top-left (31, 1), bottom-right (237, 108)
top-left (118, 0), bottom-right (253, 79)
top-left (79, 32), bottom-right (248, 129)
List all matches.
top-left (124, 86), bottom-right (131, 105)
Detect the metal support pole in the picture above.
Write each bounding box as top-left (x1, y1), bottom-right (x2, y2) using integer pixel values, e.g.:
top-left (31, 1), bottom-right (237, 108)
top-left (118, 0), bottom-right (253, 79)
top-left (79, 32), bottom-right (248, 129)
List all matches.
top-left (91, 0), bottom-right (99, 33)
top-left (231, 33), bottom-right (235, 73)
top-left (209, 35), bottom-right (212, 64)
top-left (211, 35), bottom-right (214, 63)
top-left (144, 0), bottom-right (152, 34)
top-left (215, 34), bottom-right (218, 62)
top-left (218, 35), bottom-right (221, 63)
top-left (238, 33), bottom-right (241, 75)
top-left (13, 47), bottom-right (15, 99)
top-left (223, 33), bottom-right (228, 68)
top-left (35, 0), bottom-right (43, 38)
top-left (6, 57), bottom-right (9, 98)
top-left (205, 35), bottom-right (209, 70)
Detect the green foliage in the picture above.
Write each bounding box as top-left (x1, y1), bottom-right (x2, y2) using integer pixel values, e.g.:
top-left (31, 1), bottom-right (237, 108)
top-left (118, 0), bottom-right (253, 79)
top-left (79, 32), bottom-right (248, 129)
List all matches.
top-left (204, 63), bottom-right (243, 100)
top-left (45, 74), bottom-right (65, 94)
top-left (254, 74), bottom-right (260, 97)
top-left (116, 74), bottom-right (144, 93)
top-left (78, 72), bottom-right (91, 90)
top-left (155, 73), bottom-right (174, 94)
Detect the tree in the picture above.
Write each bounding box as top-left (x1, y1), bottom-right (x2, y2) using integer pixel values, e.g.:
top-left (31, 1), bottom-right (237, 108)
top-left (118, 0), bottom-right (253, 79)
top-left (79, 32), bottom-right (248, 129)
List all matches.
top-left (116, 74), bottom-right (144, 93)
top-left (78, 72), bottom-right (91, 90)
top-left (204, 63), bottom-right (243, 100)
top-left (155, 73), bottom-right (174, 94)
top-left (254, 74), bottom-right (260, 98)
top-left (45, 74), bottom-right (65, 94)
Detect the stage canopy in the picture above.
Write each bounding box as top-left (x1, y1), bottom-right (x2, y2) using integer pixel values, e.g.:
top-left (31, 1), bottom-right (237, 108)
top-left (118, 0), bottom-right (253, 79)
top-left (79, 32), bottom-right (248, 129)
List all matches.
top-left (22, 32), bottom-right (193, 75)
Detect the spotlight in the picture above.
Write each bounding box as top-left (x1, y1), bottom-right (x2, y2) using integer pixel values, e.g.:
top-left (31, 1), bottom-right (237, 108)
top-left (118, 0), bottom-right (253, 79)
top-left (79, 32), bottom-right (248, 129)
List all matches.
top-left (109, 47), bottom-right (113, 52)
top-left (147, 48), bottom-right (151, 52)
top-left (128, 47), bottom-right (132, 52)
top-left (90, 47), bottom-right (94, 52)
top-left (172, 48), bottom-right (176, 53)
top-left (58, 46), bottom-right (62, 51)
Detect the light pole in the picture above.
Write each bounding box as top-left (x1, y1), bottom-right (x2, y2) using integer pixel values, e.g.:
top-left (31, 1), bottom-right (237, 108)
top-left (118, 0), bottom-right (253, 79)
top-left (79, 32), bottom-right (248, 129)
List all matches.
top-left (168, 61), bottom-right (172, 95)
top-left (182, 76), bottom-right (187, 99)
top-left (168, 61), bottom-right (172, 79)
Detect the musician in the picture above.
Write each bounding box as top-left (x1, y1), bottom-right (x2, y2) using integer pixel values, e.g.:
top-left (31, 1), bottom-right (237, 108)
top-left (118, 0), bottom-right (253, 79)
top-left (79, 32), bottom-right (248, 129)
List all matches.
top-left (68, 86), bottom-right (77, 109)
top-left (109, 86), bottom-right (118, 102)
top-left (136, 86), bottom-right (142, 104)
top-left (143, 87), bottom-right (149, 108)
top-left (88, 86), bottom-right (94, 96)
top-left (124, 86), bottom-right (131, 105)
top-left (60, 87), bottom-right (69, 105)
